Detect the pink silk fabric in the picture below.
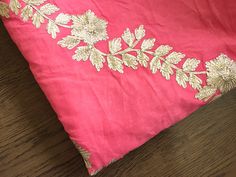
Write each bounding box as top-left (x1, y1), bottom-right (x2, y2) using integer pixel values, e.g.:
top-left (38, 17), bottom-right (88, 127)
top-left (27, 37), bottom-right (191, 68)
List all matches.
top-left (2, 0), bottom-right (236, 175)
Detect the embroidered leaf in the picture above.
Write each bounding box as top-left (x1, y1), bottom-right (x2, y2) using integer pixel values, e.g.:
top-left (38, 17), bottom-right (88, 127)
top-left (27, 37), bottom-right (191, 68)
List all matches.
top-left (137, 51), bottom-right (149, 67)
top-left (47, 21), bottom-right (59, 39)
top-left (24, 0), bottom-right (47, 6)
top-left (195, 86), bottom-right (217, 101)
top-left (150, 57), bottom-right (162, 74)
top-left (135, 25), bottom-right (145, 40)
top-left (160, 63), bottom-right (174, 80)
top-left (166, 52), bottom-right (185, 64)
top-left (183, 58), bottom-right (200, 72)
top-left (122, 28), bottom-right (135, 47)
top-left (122, 54), bottom-right (138, 69)
top-left (58, 36), bottom-right (80, 49)
top-left (189, 73), bottom-right (202, 90)
top-left (90, 49), bottom-right (105, 71)
top-left (32, 13), bottom-right (44, 28)
top-left (155, 45), bottom-right (173, 57)
top-left (0, 2), bottom-right (10, 18)
top-left (176, 70), bottom-right (188, 88)
top-left (72, 46), bottom-right (90, 61)
top-left (155, 45), bottom-right (173, 56)
top-left (40, 3), bottom-right (59, 15)
top-left (55, 13), bottom-right (71, 24)
top-left (9, 0), bottom-right (21, 15)
top-left (109, 38), bottom-right (122, 54)
top-left (21, 5), bottom-right (33, 22)
top-left (107, 55), bottom-right (124, 73)
top-left (141, 38), bottom-right (155, 51)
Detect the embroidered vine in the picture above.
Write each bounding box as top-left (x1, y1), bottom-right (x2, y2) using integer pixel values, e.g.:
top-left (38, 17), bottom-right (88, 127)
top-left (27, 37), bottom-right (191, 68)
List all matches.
top-left (1, 0), bottom-right (236, 102)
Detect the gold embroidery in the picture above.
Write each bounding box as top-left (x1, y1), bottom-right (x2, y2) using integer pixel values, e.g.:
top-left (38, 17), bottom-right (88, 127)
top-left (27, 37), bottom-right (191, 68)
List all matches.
top-left (90, 158), bottom-right (118, 176)
top-left (1, 0), bottom-right (236, 102)
top-left (9, 0), bottom-right (21, 15)
top-left (206, 54), bottom-right (236, 92)
top-left (57, 35), bottom-right (80, 49)
top-left (195, 86), bottom-right (217, 101)
top-left (21, 5), bottom-right (33, 21)
top-left (71, 10), bottom-right (108, 45)
top-left (72, 142), bottom-right (92, 169)
top-left (39, 3), bottom-right (59, 15)
top-left (0, 2), bottom-right (10, 18)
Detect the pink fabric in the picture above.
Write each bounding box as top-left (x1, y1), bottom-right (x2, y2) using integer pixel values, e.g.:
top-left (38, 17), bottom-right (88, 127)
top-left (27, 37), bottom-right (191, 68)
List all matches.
top-left (2, 0), bottom-right (236, 175)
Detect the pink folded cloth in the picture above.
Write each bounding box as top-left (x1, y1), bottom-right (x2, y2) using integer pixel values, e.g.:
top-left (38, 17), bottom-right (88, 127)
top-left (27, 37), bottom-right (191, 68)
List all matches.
top-left (1, 0), bottom-right (236, 175)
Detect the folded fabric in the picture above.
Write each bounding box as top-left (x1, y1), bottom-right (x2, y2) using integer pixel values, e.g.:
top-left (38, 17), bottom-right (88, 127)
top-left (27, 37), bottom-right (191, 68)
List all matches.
top-left (1, 0), bottom-right (236, 175)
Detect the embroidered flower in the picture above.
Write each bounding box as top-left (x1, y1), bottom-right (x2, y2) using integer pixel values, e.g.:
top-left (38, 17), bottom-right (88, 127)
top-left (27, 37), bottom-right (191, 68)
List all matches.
top-left (206, 54), bottom-right (236, 93)
top-left (71, 10), bottom-right (108, 45)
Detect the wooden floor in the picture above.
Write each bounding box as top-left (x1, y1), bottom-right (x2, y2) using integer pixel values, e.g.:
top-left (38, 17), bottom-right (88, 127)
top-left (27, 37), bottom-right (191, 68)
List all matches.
top-left (0, 21), bottom-right (236, 177)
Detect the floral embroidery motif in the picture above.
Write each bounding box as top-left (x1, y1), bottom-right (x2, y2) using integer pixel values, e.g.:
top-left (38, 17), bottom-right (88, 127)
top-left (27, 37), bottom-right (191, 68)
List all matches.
top-left (71, 10), bottom-right (108, 45)
top-left (1, 0), bottom-right (236, 101)
top-left (206, 54), bottom-right (236, 93)
top-left (196, 54), bottom-right (236, 101)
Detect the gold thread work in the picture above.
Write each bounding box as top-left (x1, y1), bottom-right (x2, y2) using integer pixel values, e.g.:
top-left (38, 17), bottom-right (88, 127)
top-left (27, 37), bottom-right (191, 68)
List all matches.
top-left (1, 0), bottom-right (236, 102)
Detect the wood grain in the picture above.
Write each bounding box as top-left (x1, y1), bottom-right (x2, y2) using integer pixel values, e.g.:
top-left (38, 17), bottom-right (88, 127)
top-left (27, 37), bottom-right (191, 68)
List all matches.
top-left (0, 20), bottom-right (236, 177)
